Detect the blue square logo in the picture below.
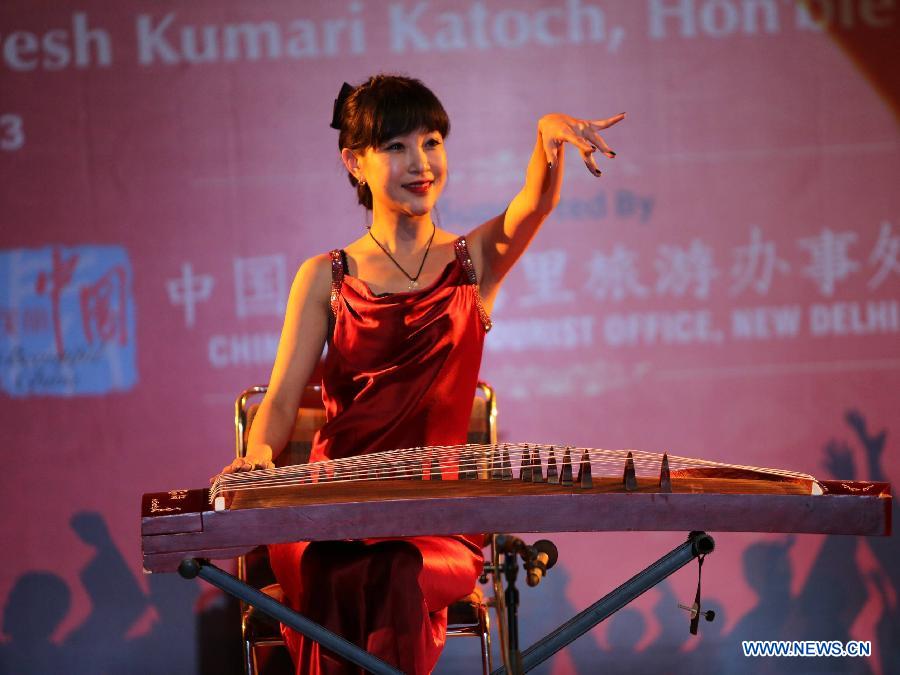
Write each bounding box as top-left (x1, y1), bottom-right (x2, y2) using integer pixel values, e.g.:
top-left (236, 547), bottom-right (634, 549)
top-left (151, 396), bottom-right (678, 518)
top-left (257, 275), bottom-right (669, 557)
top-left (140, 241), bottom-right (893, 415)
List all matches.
top-left (0, 245), bottom-right (138, 397)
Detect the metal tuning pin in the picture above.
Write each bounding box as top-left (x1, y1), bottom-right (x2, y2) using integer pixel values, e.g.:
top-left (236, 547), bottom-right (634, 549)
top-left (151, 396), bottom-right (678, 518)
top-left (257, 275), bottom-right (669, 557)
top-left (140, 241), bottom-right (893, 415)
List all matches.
top-left (367, 466), bottom-right (380, 481)
top-left (531, 446), bottom-right (544, 483)
top-left (430, 453), bottom-right (443, 481)
top-left (477, 447), bottom-right (489, 480)
top-left (546, 447), bottom-right (559, 484)
top-left (623, 451), bottom-right (638, 491)
top-left (467, 449), bottom-right (480, 480)
top-left (459, 449), bottom-right (477, 480)
top-left (501, 445), bottom-right (513, 480)
top-left (659, 453), bottom-right (672, 493)
top-left (491, 446), bottom-right (504, 480)
top-left (402, 459), bottom-right (413, 479)
top-left (520, 445), bottom-right (533, 482)
top-left (560, 447), bottom-right (574, 487)
top-left (576, 449), bottom-right (593, 489)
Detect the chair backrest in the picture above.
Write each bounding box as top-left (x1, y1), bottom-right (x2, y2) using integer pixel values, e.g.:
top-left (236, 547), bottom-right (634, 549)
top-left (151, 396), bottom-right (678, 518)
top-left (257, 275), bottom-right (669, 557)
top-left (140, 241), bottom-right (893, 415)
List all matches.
top-left (235, 381), bottom-right (497, 465)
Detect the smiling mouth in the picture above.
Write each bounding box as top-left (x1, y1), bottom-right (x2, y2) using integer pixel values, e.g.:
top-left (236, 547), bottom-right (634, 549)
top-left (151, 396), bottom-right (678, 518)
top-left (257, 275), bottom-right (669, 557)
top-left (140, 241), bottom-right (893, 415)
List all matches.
top-left (403, 181), bottom-right (433, 194)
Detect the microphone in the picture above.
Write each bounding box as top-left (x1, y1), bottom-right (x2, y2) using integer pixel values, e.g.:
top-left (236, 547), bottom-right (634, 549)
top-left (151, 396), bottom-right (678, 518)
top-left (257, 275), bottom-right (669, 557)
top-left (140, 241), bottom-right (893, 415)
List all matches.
top-left (494, 536), bottom-right (559, 586)
top-left (678, 603), bottom-right (716, 622)
top-left (525, 539), bottom-right (558, 587)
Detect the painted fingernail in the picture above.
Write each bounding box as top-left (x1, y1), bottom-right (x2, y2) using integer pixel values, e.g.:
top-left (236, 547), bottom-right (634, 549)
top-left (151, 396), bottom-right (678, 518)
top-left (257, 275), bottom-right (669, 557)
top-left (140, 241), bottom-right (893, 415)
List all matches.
top-left (609, 150), bottom-right (617, 158)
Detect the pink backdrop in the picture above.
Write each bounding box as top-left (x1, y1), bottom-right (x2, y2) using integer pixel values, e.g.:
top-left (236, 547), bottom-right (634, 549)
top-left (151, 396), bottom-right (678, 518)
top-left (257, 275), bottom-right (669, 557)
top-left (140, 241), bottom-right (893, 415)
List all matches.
top-left (1, 1), bottom-right (898, 673)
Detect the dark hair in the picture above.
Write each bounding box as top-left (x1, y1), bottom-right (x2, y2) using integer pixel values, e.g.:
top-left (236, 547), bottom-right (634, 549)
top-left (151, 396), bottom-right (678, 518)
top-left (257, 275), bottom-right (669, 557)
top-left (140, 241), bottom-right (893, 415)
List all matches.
top-left (334, 75), bottom-right (450, 210)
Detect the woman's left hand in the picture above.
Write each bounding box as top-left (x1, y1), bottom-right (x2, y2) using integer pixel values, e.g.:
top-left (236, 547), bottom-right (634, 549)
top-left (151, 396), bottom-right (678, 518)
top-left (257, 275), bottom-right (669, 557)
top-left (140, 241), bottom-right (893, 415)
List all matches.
top-left (539, 112), bottom-right (626, 176)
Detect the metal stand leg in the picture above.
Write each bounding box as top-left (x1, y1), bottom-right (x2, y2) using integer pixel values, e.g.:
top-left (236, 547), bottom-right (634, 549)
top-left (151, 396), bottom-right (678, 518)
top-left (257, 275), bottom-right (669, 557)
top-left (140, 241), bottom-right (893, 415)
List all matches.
top-left (502, 551), bottom-right (524, 674)
top-left (490, 532), bottom-right (715, 675)
top-left (178, 559), bottom-right (404, 675)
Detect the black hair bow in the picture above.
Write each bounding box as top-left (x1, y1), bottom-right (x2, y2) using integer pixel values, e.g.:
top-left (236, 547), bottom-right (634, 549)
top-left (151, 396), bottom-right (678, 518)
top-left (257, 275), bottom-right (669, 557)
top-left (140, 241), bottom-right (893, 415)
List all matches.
top-left (330, 82), bottom-right (355, 130)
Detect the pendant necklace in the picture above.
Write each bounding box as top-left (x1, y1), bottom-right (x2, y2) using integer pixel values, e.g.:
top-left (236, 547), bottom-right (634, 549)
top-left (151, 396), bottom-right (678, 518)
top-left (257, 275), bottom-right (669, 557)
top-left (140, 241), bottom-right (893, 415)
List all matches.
top-left (368, 223), bottom-right (436, 291)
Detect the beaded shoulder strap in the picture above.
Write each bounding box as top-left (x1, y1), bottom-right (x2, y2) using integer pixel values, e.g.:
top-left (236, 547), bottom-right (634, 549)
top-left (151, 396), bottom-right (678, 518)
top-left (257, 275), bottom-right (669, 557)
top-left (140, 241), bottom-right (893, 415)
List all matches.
top-left (329, 249), bottom-right (344, 317)
top-left (453, 237), bottom-right (493, 332)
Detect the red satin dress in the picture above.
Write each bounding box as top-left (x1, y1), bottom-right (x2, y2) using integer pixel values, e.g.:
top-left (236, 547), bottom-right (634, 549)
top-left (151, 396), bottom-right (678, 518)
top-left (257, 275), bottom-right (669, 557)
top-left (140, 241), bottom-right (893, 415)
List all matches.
top-left (269, 236), bottom-right (493, 674)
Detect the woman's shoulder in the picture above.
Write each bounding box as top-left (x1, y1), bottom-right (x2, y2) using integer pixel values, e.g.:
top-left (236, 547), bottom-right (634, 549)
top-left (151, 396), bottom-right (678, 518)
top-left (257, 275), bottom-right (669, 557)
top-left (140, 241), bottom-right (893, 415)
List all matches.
top-left (297, 252), bottom-right (336, 278)
top-left (459, 223), bottom-right (498, 284)
top-left (289, 253), bottom-right (337, 304)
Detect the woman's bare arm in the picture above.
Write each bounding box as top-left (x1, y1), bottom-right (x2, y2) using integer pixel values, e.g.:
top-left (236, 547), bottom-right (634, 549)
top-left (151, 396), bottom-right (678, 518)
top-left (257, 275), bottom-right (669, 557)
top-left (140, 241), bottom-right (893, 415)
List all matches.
top-left (468, 112), bottom-right (625, 299)
top-left (214, 254), bottom-right (332, 477)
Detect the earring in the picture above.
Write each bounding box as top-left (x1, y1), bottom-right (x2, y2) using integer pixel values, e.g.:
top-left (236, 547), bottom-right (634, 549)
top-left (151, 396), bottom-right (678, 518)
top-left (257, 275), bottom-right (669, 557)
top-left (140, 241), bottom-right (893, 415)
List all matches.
top-left (358, 177), bottom-right (366, 186)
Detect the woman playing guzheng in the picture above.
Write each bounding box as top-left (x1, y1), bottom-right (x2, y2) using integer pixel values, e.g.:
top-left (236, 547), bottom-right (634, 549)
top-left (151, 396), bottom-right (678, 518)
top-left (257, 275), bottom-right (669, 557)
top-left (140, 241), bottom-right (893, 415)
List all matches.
top-left (215, 75), bottom-right (625, 674)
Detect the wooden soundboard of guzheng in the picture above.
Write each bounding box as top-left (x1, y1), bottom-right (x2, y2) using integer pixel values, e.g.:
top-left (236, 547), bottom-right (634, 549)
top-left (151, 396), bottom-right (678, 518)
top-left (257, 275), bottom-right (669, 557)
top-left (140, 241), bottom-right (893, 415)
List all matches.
top-left (141, 448), bottom-right (892, 573)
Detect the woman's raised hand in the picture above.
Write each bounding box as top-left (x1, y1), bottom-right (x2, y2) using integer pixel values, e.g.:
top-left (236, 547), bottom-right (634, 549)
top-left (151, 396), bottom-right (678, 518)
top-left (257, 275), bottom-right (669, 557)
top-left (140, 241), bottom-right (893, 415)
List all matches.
top-left (539, 112), bottom-right (626, 176)
top-left (210, 445), bottom-right (275, 484)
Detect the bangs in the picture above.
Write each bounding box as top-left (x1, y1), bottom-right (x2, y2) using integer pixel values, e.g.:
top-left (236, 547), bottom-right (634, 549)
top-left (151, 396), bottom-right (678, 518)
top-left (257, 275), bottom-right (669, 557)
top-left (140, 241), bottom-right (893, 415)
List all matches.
top-left (357, 78), bottom-right (450, 148)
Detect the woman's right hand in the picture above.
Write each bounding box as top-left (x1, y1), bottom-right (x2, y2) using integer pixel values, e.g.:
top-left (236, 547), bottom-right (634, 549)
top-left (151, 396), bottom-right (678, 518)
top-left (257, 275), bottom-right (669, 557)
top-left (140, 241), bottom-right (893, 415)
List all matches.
top-left (539, 112), bottom-right (625, 176)
top-left (210, 445), bottom-right (275, 484)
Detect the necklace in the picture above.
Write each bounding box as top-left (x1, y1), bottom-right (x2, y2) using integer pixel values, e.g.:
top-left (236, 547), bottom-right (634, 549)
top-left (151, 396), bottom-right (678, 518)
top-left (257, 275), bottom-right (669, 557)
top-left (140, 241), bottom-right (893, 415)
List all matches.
top-left (367, 223), bottom-right (436, 291)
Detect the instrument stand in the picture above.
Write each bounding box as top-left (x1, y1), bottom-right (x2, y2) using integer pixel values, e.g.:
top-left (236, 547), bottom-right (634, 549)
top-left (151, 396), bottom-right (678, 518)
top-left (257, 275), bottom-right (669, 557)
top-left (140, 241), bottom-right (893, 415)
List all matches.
top-left (176, 532), bottom-right (712, 675)
top-left (177, 558), bottom-right (403, 675)
top-left (492, 531), bottom-right (715, 675)
top-left (502, 550), bottom-right (524, 675)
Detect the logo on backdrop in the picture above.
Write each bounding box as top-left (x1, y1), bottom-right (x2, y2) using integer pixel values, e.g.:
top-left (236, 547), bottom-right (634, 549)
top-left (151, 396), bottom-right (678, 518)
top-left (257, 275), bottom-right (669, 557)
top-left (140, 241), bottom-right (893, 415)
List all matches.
top-left (234, 254), bottom-right (287, 319)
top-left (165, 254), bottom-right (288, 369)
top-left (165, 262), bottom-right (214, 329)
top-left (0, 245), bottom-right (137, 397)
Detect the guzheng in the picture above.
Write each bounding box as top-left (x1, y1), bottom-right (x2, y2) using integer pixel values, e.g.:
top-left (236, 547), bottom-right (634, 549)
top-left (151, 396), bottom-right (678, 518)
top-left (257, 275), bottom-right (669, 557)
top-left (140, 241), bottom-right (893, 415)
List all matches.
top-left (141, 443), bottom-right (891, 573)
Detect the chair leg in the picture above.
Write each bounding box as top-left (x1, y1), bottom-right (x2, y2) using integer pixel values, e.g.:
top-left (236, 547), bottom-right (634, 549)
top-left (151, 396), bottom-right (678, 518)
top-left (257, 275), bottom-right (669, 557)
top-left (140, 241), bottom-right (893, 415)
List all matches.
top-left (243, 637), bottom-right (255, 675)
top-left (480, 604), bottom-right (492, 675)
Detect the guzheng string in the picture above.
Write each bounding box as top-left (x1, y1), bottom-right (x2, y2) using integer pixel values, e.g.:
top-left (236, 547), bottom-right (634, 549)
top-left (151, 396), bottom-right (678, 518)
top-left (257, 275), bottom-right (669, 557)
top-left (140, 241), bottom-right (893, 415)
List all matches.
top-left (209, 443), bottom-right (817, 505)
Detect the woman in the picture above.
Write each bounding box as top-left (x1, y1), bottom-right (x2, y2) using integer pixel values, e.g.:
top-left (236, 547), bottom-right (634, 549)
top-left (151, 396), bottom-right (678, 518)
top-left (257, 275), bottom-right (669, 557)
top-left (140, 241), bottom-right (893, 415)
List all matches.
top-left (217, 75), bottom-right (624, 674)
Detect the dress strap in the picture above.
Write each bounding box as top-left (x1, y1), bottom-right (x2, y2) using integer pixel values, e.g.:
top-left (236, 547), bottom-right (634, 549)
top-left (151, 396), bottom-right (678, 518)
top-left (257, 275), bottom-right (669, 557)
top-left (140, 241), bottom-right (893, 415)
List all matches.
top-left (453, 237), bottom-right (492, 332)
top-left (329, 249), bottom-right (344, 317)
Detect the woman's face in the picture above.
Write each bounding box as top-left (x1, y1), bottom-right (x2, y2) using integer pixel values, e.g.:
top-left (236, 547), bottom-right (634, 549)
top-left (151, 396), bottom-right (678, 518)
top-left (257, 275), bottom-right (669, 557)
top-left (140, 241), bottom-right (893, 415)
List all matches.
top-left (354, 127), bottom-right (447, 219)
